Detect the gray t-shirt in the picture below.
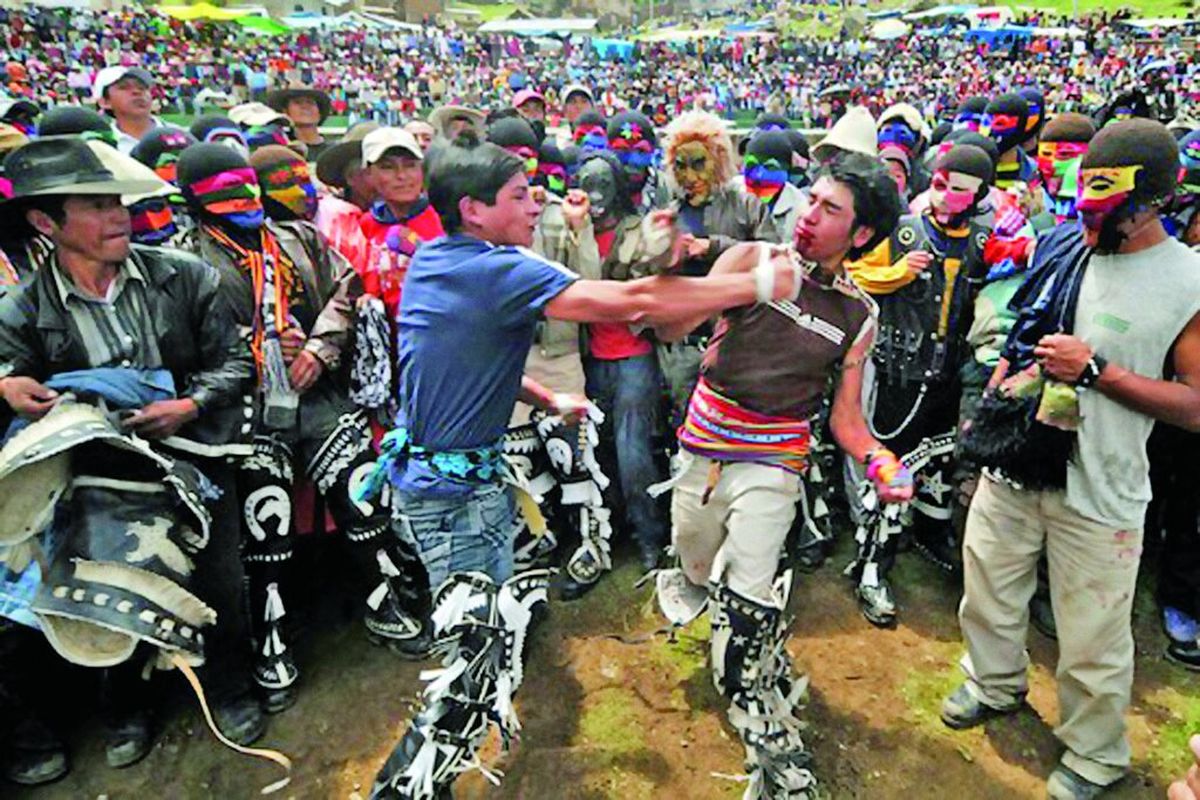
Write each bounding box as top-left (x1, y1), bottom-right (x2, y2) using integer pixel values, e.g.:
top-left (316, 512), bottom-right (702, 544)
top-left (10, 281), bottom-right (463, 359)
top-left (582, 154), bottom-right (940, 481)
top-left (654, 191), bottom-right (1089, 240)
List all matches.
top-left (1067, 237), bottom-right (1200, 528)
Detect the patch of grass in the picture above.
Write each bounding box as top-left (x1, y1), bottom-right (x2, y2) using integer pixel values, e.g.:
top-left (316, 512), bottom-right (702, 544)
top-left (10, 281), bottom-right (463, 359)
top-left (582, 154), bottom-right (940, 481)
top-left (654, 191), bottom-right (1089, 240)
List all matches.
top-left (578, 686), bottom-right (647, 752)
top-left (899, 652), bottom-right (977, 743)
top-left (1143, 686), bottom-right (1200, 781)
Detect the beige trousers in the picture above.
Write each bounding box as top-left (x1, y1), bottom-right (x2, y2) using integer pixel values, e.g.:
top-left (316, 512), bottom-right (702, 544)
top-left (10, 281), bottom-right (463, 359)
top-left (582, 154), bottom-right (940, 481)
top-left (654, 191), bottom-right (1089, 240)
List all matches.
top-left (671, 455), bottom-right (801, 601)
top-left (959, 474), bottom-right (1142, 785)
top-left (510, 348), bottom-right (586, 425)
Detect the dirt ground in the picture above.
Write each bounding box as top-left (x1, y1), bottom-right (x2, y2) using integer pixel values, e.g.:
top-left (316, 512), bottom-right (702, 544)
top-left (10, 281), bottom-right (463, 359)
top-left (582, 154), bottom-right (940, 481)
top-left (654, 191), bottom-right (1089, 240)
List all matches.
top-left (10, 529), bottom-right (1195, 800)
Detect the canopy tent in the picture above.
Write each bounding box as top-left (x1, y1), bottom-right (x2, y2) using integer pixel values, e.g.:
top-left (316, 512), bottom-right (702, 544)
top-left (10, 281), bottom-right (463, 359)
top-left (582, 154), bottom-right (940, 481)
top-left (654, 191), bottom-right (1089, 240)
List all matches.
top-left (235, 15), bottom-right (290, 35)
top-left (903, 4), bottom-right (977, 22)
top-left (965, 6), bottom-right (1015, 28)
top-left (866, 8), bottom-right (904, 19)
top-left (25, 0), bottom-right (92, 8)
top-left (477, 17), bottom-right (599, 35)
top-left (158, 3), bottom-right (269, 21)
top-left (591, 38), bottom-right (635, 60)
top-left (963, 24), bottom-right (1033, 44)
top-left (870, 18), bottom-right (911, 40)
top-left (1118, 17), bottom-right (1198, 30)
top-left (724, 20), bottom-right (774, 33)
top-left (356, 10), bottom-right (423, 29)
top-left (634, 28), bottom-right (719, 42)
top-left (1030, 25), bottom-right (1087, 37)
top-left (281, 11), bottom-right (344, 28)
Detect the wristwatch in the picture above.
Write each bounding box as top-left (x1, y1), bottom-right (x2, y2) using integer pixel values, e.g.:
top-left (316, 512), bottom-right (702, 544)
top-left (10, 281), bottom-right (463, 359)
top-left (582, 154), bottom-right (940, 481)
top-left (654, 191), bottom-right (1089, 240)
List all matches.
top-left (1076, 353), bottom-right (1108, 389)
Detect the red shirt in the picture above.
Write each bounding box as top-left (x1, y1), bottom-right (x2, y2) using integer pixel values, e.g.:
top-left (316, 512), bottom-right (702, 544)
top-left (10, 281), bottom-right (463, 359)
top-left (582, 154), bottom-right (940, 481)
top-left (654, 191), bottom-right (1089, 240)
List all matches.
top-left (588, 227), bottom-right (653, 361)
top-left (357, 202), bottom-right (445, 321)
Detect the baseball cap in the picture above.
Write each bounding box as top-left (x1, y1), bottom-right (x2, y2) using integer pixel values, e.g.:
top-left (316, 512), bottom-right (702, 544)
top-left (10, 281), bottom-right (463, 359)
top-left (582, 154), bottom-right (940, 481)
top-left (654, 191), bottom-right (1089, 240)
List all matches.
top-left (563, 84), bottom-right (593, 104)
top-left (513, 89), bottom-right (545, 109)
top-left (93, 66), bottom-right (154, 102)
top-left (362, 127), bottom-right (423, 167)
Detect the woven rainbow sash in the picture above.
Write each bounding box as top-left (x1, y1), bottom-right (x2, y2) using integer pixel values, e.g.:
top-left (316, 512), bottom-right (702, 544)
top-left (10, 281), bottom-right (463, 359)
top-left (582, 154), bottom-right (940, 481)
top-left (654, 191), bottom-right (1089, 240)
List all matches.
top-left (677, 379), bottom-right (812, 475)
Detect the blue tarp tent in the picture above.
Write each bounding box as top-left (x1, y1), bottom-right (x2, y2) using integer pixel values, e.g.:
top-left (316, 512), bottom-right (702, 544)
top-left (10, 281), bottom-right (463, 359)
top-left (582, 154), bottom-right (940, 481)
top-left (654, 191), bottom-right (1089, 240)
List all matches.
top-left (963, 25), bottom-right (1033, 45)
top-left (592, 37), bottom-right (635, 60)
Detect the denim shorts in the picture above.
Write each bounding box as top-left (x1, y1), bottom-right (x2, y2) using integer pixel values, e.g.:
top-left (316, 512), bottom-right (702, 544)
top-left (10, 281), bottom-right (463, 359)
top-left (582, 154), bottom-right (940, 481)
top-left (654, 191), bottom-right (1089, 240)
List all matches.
top-left (392, 483), bottom-right (518, 590)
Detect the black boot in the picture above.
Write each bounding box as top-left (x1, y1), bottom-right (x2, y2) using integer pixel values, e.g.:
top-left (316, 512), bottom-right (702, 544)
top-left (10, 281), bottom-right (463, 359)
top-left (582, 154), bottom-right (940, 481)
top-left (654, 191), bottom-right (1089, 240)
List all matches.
top-left (99, 664), bottom-right (154, 769)
top-left (363, 541), bottom-right (434, 660)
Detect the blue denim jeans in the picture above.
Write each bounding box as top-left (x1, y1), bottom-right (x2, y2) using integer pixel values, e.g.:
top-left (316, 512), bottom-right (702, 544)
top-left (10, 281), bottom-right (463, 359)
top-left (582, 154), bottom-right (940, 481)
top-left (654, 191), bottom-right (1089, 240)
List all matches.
top-left (584, 353), bottom-right (667, 549)
top-left (392, 483), bottom-right (518, 590)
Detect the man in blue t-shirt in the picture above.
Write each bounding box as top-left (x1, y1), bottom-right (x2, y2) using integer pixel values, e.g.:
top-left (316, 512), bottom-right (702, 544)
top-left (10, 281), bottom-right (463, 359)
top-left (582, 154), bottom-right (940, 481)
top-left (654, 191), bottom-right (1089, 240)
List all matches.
top-left (368, 137), bottom-right (804, 800)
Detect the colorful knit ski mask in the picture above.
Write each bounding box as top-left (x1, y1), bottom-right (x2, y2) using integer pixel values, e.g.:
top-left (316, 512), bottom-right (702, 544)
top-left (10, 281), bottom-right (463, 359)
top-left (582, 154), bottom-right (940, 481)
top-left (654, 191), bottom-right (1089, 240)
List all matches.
top-left (534, 140), bottom-right (568, 196)
top-left (742, 130), bottom-right (791, 204)
top-left (131, 126), bottom-right (198, 185)
top-left (488, 116), bottom-right (540, 179)
top-left (1036, 113), bottom-right (1095, 199)
top-left (1179, 130), bottom-right (1200, 196)
top-left (572, 109), bottom-right (609, 155)
top-left (38, 106), bottom-right (118, 148)
top-left (128, 196), bottom-right (178, 245)
top-left (245, 124), bottom-right (291, 152)
top-left (607, 111), bottom-right (657, 191)
top-left (178, 143), bottom-right (264, 231)
top-left (784, 128), bottom-right (811, 188)
top-left (953, 97), bottom-right (988, 133)
top-left (1078, 119), bottom-right (1178, 253)
top-left (189, 115), bottom-right (250, 159)
top-left (981, 95), bottom-right (1030, 155)
top-left (251, 145), bottom-right (317, 222)
top-left (1018, 87), bottom-right (1045, 145)
top-left (927, 144), bottom-right (993, 227)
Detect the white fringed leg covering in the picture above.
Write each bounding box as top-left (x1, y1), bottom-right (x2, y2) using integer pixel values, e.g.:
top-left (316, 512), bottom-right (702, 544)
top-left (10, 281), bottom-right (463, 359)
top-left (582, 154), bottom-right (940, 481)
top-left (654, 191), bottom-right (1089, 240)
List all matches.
top-left (370, 569), bottom-right (551, 800)
top-left (709, 572), bottom-right (817, 800)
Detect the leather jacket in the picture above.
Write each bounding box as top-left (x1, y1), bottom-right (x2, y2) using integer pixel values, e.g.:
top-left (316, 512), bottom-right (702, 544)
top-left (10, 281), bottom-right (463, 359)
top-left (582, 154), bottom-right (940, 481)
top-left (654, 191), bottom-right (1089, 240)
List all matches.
top-left (0, 244), bottom-right (254, 450)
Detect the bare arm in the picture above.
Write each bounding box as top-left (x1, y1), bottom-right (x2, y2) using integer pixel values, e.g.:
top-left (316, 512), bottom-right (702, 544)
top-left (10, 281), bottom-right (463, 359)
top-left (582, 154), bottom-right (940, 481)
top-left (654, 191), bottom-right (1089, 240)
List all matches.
top-left (829, 328), bottom-right (883, 463)
top-left (988, 357), bottom-right (1009, 389)
top-left (1095, 312), bottom-right (1200, 431)
top-left (653, 242), bottom-right (762, 341)
top-left (1034, 313), bottom-right (1200, 431)
top-left (544, 247), bottom-right (795, 326)
top-left (518, 375), bottom-right (555, 411)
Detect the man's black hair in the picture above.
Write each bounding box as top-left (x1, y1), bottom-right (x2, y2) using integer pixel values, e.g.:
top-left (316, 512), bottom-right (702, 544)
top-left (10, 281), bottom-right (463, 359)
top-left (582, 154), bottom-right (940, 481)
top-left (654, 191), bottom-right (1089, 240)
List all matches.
top-left (815, 152), bottom-right (903, 260)
top-left (428, 138), bottom-right (525, 234)
top-left (22, 195), bottom-right (68, 226)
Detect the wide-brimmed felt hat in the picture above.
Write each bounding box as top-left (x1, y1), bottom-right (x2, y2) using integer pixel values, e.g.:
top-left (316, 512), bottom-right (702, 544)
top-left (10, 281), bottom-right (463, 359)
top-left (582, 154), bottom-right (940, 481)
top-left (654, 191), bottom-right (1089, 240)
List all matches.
top-left (428, 104), bottom-right (485, 138)
top-left (3, 138), bottom-right (162, 201)
top-left (315, 120), bottom-right (380, 188)
top-left (812, 106), bottom-right (878, 161)
top-left (230, 101), bottom-right (291, 129)
top-left (266, 86), bottom-right (331, 123)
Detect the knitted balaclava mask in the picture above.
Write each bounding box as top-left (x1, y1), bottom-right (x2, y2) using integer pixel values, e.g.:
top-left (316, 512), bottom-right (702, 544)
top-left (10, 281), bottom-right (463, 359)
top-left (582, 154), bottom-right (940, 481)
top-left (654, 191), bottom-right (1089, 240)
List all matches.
top-left (1018, 87), bottom-right (1046, 148)
top-left (981, 94), bottom-right (1030, 155)
top-left (952, 97), bottom-right (988, 133)
top-left (928, 144), bottom-right (994, 227)
top-left (131, 126), bottom-right (198, 185)
top-left (1078, 119), bottom-right (1178, 253)
top-left (1178, 129), bottom-right (1200, 198)
top-left (535, 139), bottom-right (568, 196)
top-left (487, 116), bottom-right (540, 179)
top-left (607, 111), bottom-right (657, 191)
top-left (38, 106), bottom-right (117, 148)
top-left (189, 115), bottom-right (250, 160)
top-left (572, 109), bottom-right (609, 155)
top-left (784, 128), bottom-right (811, 188)
top-left (177, 143), bottom-right (264, 231)
top-left (1037, 113), bottom-right (1095, 197)
top-left (250, 144), bottom-right (317, 222)
top-left (743, 130), bottom-right (792, 204)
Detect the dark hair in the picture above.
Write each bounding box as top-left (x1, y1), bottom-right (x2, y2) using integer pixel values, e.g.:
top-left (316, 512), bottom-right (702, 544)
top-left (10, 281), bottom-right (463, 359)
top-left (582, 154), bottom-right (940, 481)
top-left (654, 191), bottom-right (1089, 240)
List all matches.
top-left (23, 195), bottom-right (68, 226)
top-left (428, 139), bottom-right (525, 234)
top-left (816, 152), bottom-right (903, 260)
top-left (577, 150), bottom-right (635, 218)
